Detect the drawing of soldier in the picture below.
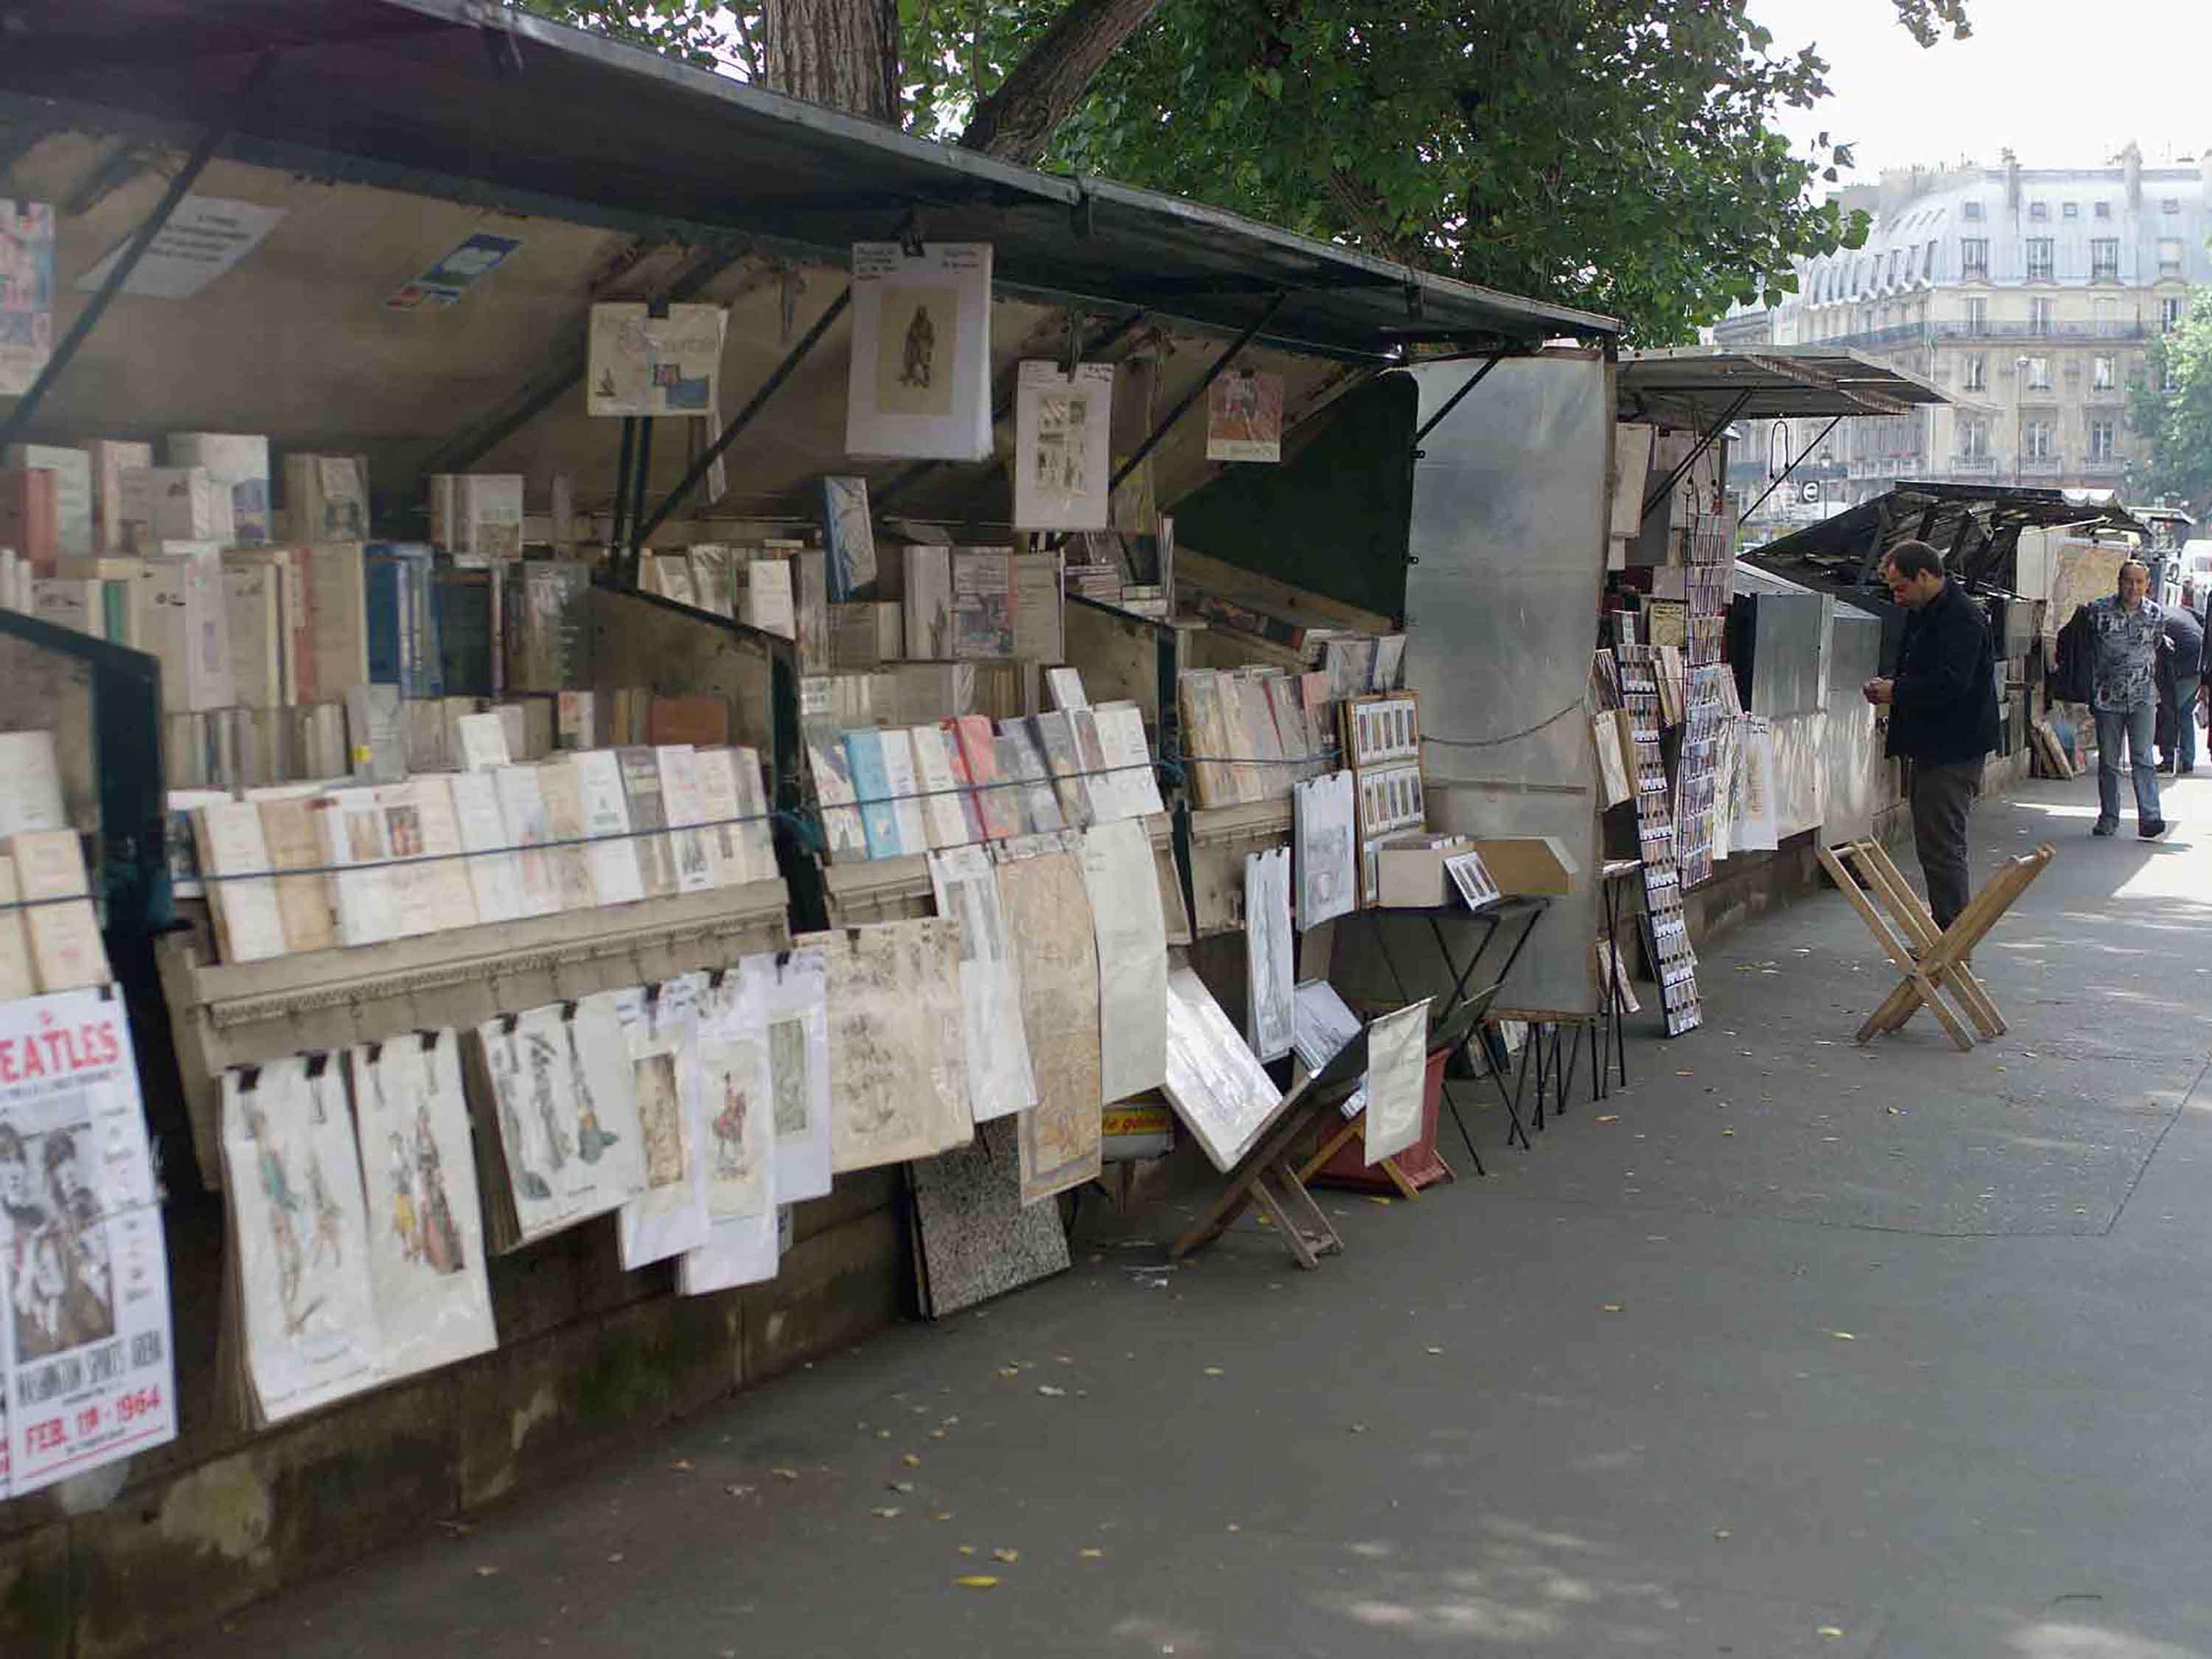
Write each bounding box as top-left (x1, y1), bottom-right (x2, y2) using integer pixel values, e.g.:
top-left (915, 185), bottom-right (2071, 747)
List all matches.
top-left (900, 303), bottom-right (936, 389)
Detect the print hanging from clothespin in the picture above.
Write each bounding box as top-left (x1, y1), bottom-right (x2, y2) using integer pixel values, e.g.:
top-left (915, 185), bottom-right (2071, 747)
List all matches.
top-left (845, 238), bottom-right (994, 461)
top-left (1206, 367), bottom-right (1284, 463)
top-left (587, 301), bottom-right (726, 417)
top-left (1013, 359), bottom-right (1114, 532)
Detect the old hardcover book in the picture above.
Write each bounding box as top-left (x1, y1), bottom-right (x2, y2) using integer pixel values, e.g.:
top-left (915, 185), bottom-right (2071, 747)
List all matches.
top-left (310, 790), bottom-right (401, 947)
top-left (31, 577), bottom-right (100, 638)
top-left (1235, 675), bottom-right (1289, 801)
top-left (456, 712), bottom-right (511, 773)
top-left (685, 544), bottom-right (737, 619)
top-left (615, 745), bottom-right (679, 897)
top-left (1177, 672), bottom-right (1236, 807)
top-left (531, 759), bottom-right (602, 913)
top-left (282, 453), bottom-right (369, 542)
top-left (192, 800), bottom-right (288, 962)
top-left (820, 475), bottom-right (878, 598)
top-left (995, 721), bottom-right (1065, 835)
top-left (8, 830), bottom-right (110, 990)
top-left (803, 718), bottom-right (868, 860)
top-left (0, 857), bottom-right (32, 1002)
top-left (741, 555), bottom-right (795, 639)
top-left (167, 432), bottom-right (271, 543)
top-left (843, 728), bottom-right (905, 858)
top-left (344, 683), bottom-right (406, 783)
top-left (86, 439), bottom-right (154, 552)
top-left (0, 467), bottom-right (58, 574)
top-left (224, 563), bottom-right (289, 709)
top-left (445, 769), bottom-right (526, 925)
top-left (1011, 550), bottom-right (1063, 661)
top-left (692, 745), bottom-right (757, 885)
top-left (948, 715), bottom-right (1019, 840)
top-left (144, 553), bottom-right (237, 713)
top-left (254, 793), bottom-right (338, 953)
top-left (908, 723), bottom-right (978, 848)
top-left (306, 541), bottom-right (371, 698)
top-left (570, 748), bottom-right (646, 905)
top-left (504, 560), bottom-right (591, 692)
top-left (119, 465), bottom-right (229, 549)
top-left (876, 727), bottom-right (932, 855)
top-left (645, 693), bottom-right (728, 748)
top-left (655, 745), bottom-right (719, 893)
top-left (223, 545), bottom-right (317, 704)
top-left (950, 549), bottom-right (1014, 658)
top-left (490, 765), bottom-right (562, 917)
top-left (4, 445), bottom-right (92, 558)
top-left (432, 563), bottom-right (501, 698)
top-left (794, 549), bottom-right (830, 671)
top-left (1067, 708), bottom-right (1122, 823)
top-left (647, 554), bottom-right (698, 608)
top-left (1029, 712), bottom-right (1094, 829)
top-left (394, 776), bottom-right (481, 934)
top-left (902, 546), bottom-right (953, 659)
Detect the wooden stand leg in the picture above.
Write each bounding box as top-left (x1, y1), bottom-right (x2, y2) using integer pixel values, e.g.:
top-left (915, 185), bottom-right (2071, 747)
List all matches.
top-left (1846, 844), bottom-right (2005, 1040)
top-left (1818, 845), bottom-right (1975, 1050)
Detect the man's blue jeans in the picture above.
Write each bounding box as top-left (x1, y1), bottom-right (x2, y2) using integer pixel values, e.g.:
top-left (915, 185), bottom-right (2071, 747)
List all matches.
top-left (2096, 702), bottom-right (2160, 824)
top-left (2169, 674), bottom-right (2202, 772)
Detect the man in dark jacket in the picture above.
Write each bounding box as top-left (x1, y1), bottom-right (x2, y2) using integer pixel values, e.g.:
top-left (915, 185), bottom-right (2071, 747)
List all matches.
top-left (2159, 597), bottom-right (2203, 774)
top-left (1863, 540), bottom-right (2002, 928)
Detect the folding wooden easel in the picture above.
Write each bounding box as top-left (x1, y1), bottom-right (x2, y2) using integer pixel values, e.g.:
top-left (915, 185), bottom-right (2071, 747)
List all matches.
top-left (1173, 1033), bottom-right (1367, 1270)
top-left (1815, 838), bottom-right (2053, 1050)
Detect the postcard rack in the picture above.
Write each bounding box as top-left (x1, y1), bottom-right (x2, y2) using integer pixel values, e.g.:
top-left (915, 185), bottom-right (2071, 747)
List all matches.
top-left (156, 877), bottom-right (792, 1189)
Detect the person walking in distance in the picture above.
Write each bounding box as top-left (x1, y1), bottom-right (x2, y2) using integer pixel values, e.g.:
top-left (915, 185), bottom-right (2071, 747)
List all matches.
top-left (2084, 559), bottom-right (2171, 839)
top-left (1863, 541), bottom-right (2000, 929)
top-left (2159, 594), bottom-right (2203, 774)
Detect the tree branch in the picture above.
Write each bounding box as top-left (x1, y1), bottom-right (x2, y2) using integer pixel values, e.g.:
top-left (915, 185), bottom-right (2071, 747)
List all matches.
top-left (957, 0), bottom-right (1164, 161)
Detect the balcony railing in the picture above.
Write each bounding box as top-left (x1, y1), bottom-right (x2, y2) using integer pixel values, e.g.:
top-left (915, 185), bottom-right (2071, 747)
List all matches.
top-left (1814, 319), bottom-right (2155, 350)
top-left (2019, 456), bottom-right (2065, 475)
top-left (2079, 458), bottom-right (2128, 476)
top-left (1950, 454), bottom-right (1997, 472)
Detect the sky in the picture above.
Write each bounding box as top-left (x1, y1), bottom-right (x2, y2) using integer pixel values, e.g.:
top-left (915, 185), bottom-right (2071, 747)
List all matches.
top-left (1747, 0), bottom-right (2212, 181)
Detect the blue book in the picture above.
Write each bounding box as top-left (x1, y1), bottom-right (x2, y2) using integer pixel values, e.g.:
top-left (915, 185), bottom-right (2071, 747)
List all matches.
top-left (843, 728), bottom-right (904, 858)
top-left (365, 543), bottom-right (442, 698)
top-left (819, 476), bottom-right (877, 601)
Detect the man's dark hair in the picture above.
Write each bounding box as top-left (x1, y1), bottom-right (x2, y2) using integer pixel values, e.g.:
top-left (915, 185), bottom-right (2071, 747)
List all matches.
top-left (1886, 540), bottom-right (1944, 580)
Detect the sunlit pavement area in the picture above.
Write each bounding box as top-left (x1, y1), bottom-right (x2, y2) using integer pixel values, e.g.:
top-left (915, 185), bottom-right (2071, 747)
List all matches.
top-left (174, 776), bottom-right (2212, 1659)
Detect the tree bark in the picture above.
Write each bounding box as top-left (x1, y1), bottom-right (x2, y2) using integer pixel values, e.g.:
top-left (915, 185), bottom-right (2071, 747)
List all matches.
top-left (761, 0), bottom-right (902, 123)
top-left (957, 0), bottom-right (1165, 161)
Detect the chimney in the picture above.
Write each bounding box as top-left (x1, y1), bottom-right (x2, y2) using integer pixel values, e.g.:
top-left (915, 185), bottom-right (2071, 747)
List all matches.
top-left (2005, 151), bottom-right (2021, 212)
top-left (2124, 141), bottom-right (2143, 209)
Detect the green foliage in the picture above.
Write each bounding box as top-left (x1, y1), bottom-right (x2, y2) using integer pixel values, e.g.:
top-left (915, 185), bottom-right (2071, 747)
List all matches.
top-left (2129, 291), bottom-right (2212, 514)
top-left (518, 0), bottom-right (1966, 344)
top-left (521, 0), bottom-right (756, 74)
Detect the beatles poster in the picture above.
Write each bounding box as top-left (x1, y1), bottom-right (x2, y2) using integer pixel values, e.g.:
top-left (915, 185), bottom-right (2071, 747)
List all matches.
top-left (0, 990), bottom-right (176, 1495)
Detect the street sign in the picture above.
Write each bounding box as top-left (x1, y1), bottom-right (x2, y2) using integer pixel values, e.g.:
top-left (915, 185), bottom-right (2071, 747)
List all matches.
top-left (1798, 480), bottom-right (1823, 504)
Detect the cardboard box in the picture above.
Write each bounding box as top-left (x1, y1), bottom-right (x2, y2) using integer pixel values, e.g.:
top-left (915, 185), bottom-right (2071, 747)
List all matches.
top-left (1375, 835), bottom-right (1476, 909)
top-left (1467, 835), bottom-right (1581, 896)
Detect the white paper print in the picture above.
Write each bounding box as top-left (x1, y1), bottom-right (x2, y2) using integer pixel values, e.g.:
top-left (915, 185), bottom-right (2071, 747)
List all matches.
top-left (762, 947), bottom-right (833, 1204)
top-left (347, 1033), bottom-right (496, 1382)
top-left (695, 964), bottom-right (775, 1225)
top-left (479, 998), bottom-right (647, 1246)
top-left (1243, 846), bottom-right (1295, 1062)
top-left (1082, 821), bottom-right (1168, 1104)
top-left (1293, 770), bottom-right (1356, 927)
top-left (77, 195), bottom-right (285, 300)
top-left (221, 1057), bottom-right (381, 1423)
top-left (588, 302), bottom-right (725, 417)
top-left (0, 992), bottom-right (175, 1492)
top-left (1013, 361), bottom-right (1114, 531)
top-left (613, 985), bottom-right (712, 1269)
top-left (1363, 999), bottom-right (1431, 1165)
top-left (846, 243), bottom-right (994, 461)
top-left (0, 200), bottom-right (55, 397)
top-left (927, 845), bottom-right (1039, 1124)
top-left (1205, 369), bottom-right (1284, 462)
top-left (1161, 965), bottom-right (1283, 1172)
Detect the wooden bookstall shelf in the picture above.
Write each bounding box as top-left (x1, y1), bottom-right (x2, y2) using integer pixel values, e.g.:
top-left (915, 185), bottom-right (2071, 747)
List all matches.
top-left (158, 878), bottom-right (792, 1189)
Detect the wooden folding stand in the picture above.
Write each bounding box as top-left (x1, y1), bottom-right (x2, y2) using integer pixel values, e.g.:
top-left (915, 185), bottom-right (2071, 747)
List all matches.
top-left (1173, 1032), bottom-right (1368, 1270)
top-left (1815, 838), bottom-right (2053, 1051)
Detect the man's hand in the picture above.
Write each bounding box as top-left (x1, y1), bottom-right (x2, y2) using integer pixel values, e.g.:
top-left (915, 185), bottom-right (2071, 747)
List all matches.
top-left (1863, 677), bottom-right (1895, 706)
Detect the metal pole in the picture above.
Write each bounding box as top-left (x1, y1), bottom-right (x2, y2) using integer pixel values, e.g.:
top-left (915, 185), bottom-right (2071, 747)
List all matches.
top-left (1413, 355), bottom-right (1504, 445)
top-left (1640, 390), bottom-right (1753, 525)
top-left (627, 417), bottom-right (654, 573)
top-left (0, 51), bottom-right (276, 449)
top-left (1739, 414), bottom-right (1843, 525)
top-left (608, 416), bottom-right (638, 568)
top-left (1110, 291), bottom-right (1289, 494)
top-left (632, 286), bottom-right (853, 549)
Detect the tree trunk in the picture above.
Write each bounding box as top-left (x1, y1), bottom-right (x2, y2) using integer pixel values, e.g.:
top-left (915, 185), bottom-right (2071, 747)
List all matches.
top-left (958, 0), bottom-right (1164, 162)
top-left (761, 0), bottom-right (902, 123)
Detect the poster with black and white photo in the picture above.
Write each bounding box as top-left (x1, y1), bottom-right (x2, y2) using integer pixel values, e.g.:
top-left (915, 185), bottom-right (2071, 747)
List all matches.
top-left (0, 990), bottom-right (175, 1495)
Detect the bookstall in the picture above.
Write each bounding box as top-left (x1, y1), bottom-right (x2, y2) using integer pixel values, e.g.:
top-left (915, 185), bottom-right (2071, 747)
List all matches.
top-left (0, 3), bottom-right (1624, 1649)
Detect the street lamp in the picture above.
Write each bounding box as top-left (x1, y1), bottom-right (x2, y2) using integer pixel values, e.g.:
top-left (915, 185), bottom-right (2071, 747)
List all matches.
top-left (2014, 354), bottom-right (2031, 484)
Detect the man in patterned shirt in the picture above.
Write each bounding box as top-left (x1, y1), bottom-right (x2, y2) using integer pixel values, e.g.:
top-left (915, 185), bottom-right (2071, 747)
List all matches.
top-left (2085, 560), bottom-right (2170, 840)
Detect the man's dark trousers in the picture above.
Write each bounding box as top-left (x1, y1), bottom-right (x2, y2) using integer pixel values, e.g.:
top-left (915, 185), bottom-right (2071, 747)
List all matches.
top-left (1910, 757), bottom-right (1982, 930)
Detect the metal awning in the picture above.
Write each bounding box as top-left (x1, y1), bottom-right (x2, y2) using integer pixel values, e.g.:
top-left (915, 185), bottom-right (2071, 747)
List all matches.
top-left (0, 0), bottom-right (1618, 360)
top-left (1618, 346), bottom-right (1948, 424)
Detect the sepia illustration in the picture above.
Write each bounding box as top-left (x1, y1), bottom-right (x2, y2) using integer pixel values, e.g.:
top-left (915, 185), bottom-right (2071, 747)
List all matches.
top-left (874, 286), bottom-right (958, 418)
top-left (998, 852), bottom-right (1104, 1203)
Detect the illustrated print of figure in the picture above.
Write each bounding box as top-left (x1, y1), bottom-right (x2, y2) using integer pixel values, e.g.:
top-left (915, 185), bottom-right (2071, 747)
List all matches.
top-left (389, 1132), bottom-right (421, 1262)
top-left (413, 1102), bottom-right (465, 1276)
top-left (770, 1020), bottom-right (810, 1138)
top-left (248, 1106), bottom-right (307, 1317)
top-left (900, 303), bottom-right (936, 390)
top-left (490, 1043), bottom-right (552, 1202)
top-left (635, 1055), bottom-right (684, 1189)
top-left (566, 1025), bottom-right (619, 1164)
top-left (524, 1035), bottom-right (573, 1172)
top-left (306, 1158), bottom-right (344, 1273)
top-left (709, 1073), bottom-right (749, 1180)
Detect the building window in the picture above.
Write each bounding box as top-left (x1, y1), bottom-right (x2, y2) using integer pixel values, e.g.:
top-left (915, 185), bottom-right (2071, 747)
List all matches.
top-left (1964, 200), bottom-right (1985, 222)
top-left (1961, 238), bottom-right (1990, 279)
top-left (2093, 355), bottom-right (2116, 390)
top-left (2030, 298), bottom-right (2056, 335)
top-left (1960, 418), bottom-right (1989, 459)
top-left (2163, 198), bottom-right (2181, 215)
top-left (2029, 201), bottom-right (2048, 221)
top-left (1925, 240), bottom-right (1940, 280)
top-left (1888, 249), bottom-right (1902, 285)
top-left (2063, 202), bottom-right (2080, 220)
top-left (2091, 237), bottom-right (2120, 281)
top-left (2164, 296), bottom-right (2188, 333)
top-left (2090, 420), bottom-right (2116, 461)
top-left (1965, 296), bottom-right (1989, 332)
top-left (1962, 352), bottom-right (1988, 391)
top-left (2024, 355), bottom-right (2051, 390)
top-left (2025, 419), bottom-right (2055, 460)
top-left (2160, 239), bottom-right (2185, 276)
top-left (2094, 201), bottom-right (2112, 220)
top-left (2025, 237), bottom-right (2055, 280)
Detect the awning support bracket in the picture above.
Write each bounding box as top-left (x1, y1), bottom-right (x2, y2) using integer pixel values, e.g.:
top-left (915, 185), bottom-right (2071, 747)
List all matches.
top-left (1110, 291), bottom-right (1287, 495)
top-left (0, 50), bottom-right (276, 451)
top-left (1413, 354), bottom-right (1506, 447)
top-left (629, 284), bottom-right (854, 554)
top-left (1640, 389), bottom-right (1753, 526)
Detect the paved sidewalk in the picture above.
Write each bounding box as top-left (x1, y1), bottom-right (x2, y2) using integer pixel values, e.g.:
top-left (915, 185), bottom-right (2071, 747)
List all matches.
top-left (175, 778), bottom-right (2212, 1659)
